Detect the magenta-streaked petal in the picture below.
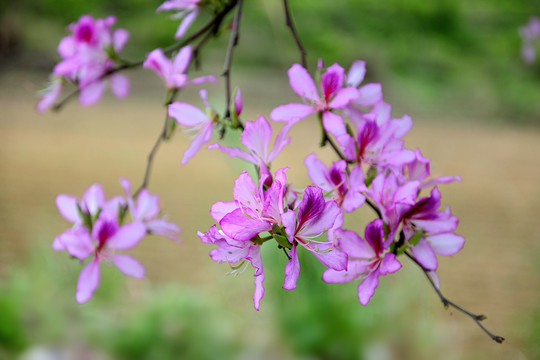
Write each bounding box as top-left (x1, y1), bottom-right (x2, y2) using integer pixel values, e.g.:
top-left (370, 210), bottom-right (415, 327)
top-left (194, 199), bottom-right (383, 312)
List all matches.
top-left (355, 83), bottom-right (383, 107)
top-left (145, 218), bottom-right (181, 242)
top-left (329, 87), bottom-right (359, 109)
top-left (210, 201), bottom-right (238, 223)
top-left (357, 272), bottom-right (379, 305)
top-left (322, 111), bottom-right (346, 137)
top-left (79, 80), bottom-right (105, 106)
top-left (56, 194), bottom-right (80, 223)
top-left (347, 60), bottom-right (366, 87)
top-left (82, 184), bottom-right (105, 215)
top-left (175, 9), bottom-right (198, 39)
top-left (76, 257), bottom-right (100, 304)
top-left (181, 121), bottom-right (213, 165)
top-left (283, 244), bottom-right (300, 290)
top-left (106, 222), bottom-right (146, 250)
top-left (378, 253), bottom-right (401, 275)
top-left (232, 171), bottom-right (261, 212)
top-left (168, 102), bottom-right (208, 126)
top-left (288, 64), bottom-right (319, 101)
top-left (270, 103), bottom-right (315, 123)
top-left (235, 88), bottom-right (243, 116)
top-left (113, 254), bottom-right (145, 278)
top-left (109, 73), bottom-right (130, 98)
top-left (336, 133), bottom-right (357, 161)
top-left (144, 48), bottom-right (171, 81)
top-left (410, 238), bottom-right (438, 271)
top-left (321, 63), bottom-right (345, 100)
top-left (253, 272), bottom-right (265, 311)
top-left (173, 45), bottom-right (192, 73)
top-left (281, 210), bottom-right (297, 242)
top-left (220, 208), bottom-right (272, 242)
top-left (427, 233), bottom-right (465, 256)
top-left (300, 194), bottom-right (341, 237)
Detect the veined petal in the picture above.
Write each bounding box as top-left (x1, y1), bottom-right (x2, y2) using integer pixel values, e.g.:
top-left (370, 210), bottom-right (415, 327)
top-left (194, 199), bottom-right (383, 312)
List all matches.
top-left (299, 194), bottom-right (341, 237)
top-left (113, 254), bottom-right (145, 278)
top-left (283, 244), bottom-right (300, 290)
top-left (134, 189), bottom-right (160, 220)
top-left (210, 201), bottom-right (237, 223)
top-left (288, 64), bottom-right (319, 102)
top-left (76, 257), bottom-right (100, 303)
top-left (232, 171), bottom-right (262, 212)
top-left (306, 244), bottom-right (347, 270)
top-left (145, 218), bottom-right (181, 242)
top-left (305, 153), bottom-right (331, 191)
top-left (270, 103), bottom-right (315, 123)
top-left (106, 222), bottom-right (146, 250)
top-left (378, 253), bottom-right (401, 276)
top-left (220, 208), bottom-right (272, 242)
top-left (241, 116), bottom-right (272, 162)
top-left (322, 267), bottom-right (358, 283)
top-left (143, 48), bottom-right (172, 81)
top-left (268, 122), bottom-right (292, 162)
top-left (335, 228), bottom-right (374, 259)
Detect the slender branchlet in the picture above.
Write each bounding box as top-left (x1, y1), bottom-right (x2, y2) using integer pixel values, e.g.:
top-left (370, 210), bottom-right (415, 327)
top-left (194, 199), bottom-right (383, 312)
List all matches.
top-left (282, 0), bottom-right (307, 68)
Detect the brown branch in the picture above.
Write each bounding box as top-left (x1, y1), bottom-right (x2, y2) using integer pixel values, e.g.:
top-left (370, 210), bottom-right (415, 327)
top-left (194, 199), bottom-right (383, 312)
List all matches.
top-left (282, 0), bottom-right (307, 68)
top-left (221, 0), bottom-right (244, 130)
top-left (404, 251), bottom-right (504, 344)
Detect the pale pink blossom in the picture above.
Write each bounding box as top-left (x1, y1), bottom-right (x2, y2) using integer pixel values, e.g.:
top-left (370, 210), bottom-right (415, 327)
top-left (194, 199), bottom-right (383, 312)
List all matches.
top-left (156, 0), bottom-right (201, 39)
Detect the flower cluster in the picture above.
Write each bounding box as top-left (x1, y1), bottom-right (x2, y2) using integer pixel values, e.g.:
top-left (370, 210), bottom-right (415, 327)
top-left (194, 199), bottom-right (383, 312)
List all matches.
top-left (53, 180), bottom-right (180, 303)
top-left (197, 61), bottom-right (464, 309)
top-left (37, 15), bottom-right (130, 112)
top-left (519, 16), bottom-right (540, 64)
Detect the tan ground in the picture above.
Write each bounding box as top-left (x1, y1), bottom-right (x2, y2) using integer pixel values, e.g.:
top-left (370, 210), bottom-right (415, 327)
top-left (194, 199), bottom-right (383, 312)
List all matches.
top-left (1, 68), bottom-right (539, 359)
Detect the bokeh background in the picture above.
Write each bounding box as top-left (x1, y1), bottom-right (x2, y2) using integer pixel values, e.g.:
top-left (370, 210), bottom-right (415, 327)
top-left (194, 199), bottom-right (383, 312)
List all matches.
top-left (1, 0), bottom-right (540, 359)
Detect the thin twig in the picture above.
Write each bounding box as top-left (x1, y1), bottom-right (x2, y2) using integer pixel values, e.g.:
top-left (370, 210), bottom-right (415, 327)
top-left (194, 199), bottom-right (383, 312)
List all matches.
top-left (282, 0), bottom-right (307, 68)
top-left (221, 0), bottom-right (244, 129)
top-left (365, 198), bottom-right (382, 219)
top-left (404, 251), bottom-right (504, 344)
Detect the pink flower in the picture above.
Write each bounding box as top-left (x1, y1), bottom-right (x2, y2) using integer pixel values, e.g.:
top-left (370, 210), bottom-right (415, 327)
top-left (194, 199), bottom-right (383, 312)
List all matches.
top-left (346, 60), bottom-right (383, 107)
top-left (199, 225), bottom-right (265, 310)
top-left (323, 219), bottom-right (401, 305)
top-left (270, 63), bottom-right (359, 137)
top-left (168, 89), bottom-right (216, 165)
top-left (120, 178), bottom-right (181, 242)
top-left (143, 46), bottom-right (216, 89)
top-left (281, 186), bottom-right (347, 290)
top-left (55, 211), bottom-right (146, 303)
top-left (41, 15), bottom-right (130, 109)
top-left (156, 0), bottom-right (200, 39)
top-left (212, 168), bottom-right (288, 242)
top-left (209, 116), bottom-right (292, 169)
top-left (304, 153), bottom-right (366, 212)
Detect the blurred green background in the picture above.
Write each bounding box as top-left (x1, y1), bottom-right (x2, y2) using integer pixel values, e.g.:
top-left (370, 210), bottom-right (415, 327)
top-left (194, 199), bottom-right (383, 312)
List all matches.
top-left (1, 0), bottom-right (540, 359)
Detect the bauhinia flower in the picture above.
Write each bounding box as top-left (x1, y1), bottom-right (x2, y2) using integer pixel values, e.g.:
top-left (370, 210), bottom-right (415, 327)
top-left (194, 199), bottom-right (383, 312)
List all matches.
top-left (143, 45), bottom-right (217, 90)
top-left (270, 63), bottom-right (359, 137)
top-left (323, 219), bottom-right (401, 305)
top-left (168, 89), bottom-right (217, 165)
top-left (55, 211), bottom-right (146, 303)
top-left (40, 15), bottom-right (130, 109)
top-left (281, 186), bottom-right (347, 290)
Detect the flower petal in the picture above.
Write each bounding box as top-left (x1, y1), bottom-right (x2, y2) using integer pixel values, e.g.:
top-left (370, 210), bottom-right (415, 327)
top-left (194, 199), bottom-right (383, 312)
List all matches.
top-left (288, 64), bottom-right (319, 102)
top-left (109, 73), bottom-right (130, 99)
top-left (427, 232), bottom-right (465, 256)
top-left (283, 244), bottom-right (300, 290)
top-left (56, 194), bottom-right (80, 223)
top-left (322, 111), bottom-right (346, 137)
top-left (270, 103), bottom-right (315, 123)
top-left (76, 257), bottom-right (100, 303)
top-left (106, 222), bottom-right (147, 250)
top-left (113, 254), bottom-right (145, 278)
top-left (168, 102), bottom-right (208, 127)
